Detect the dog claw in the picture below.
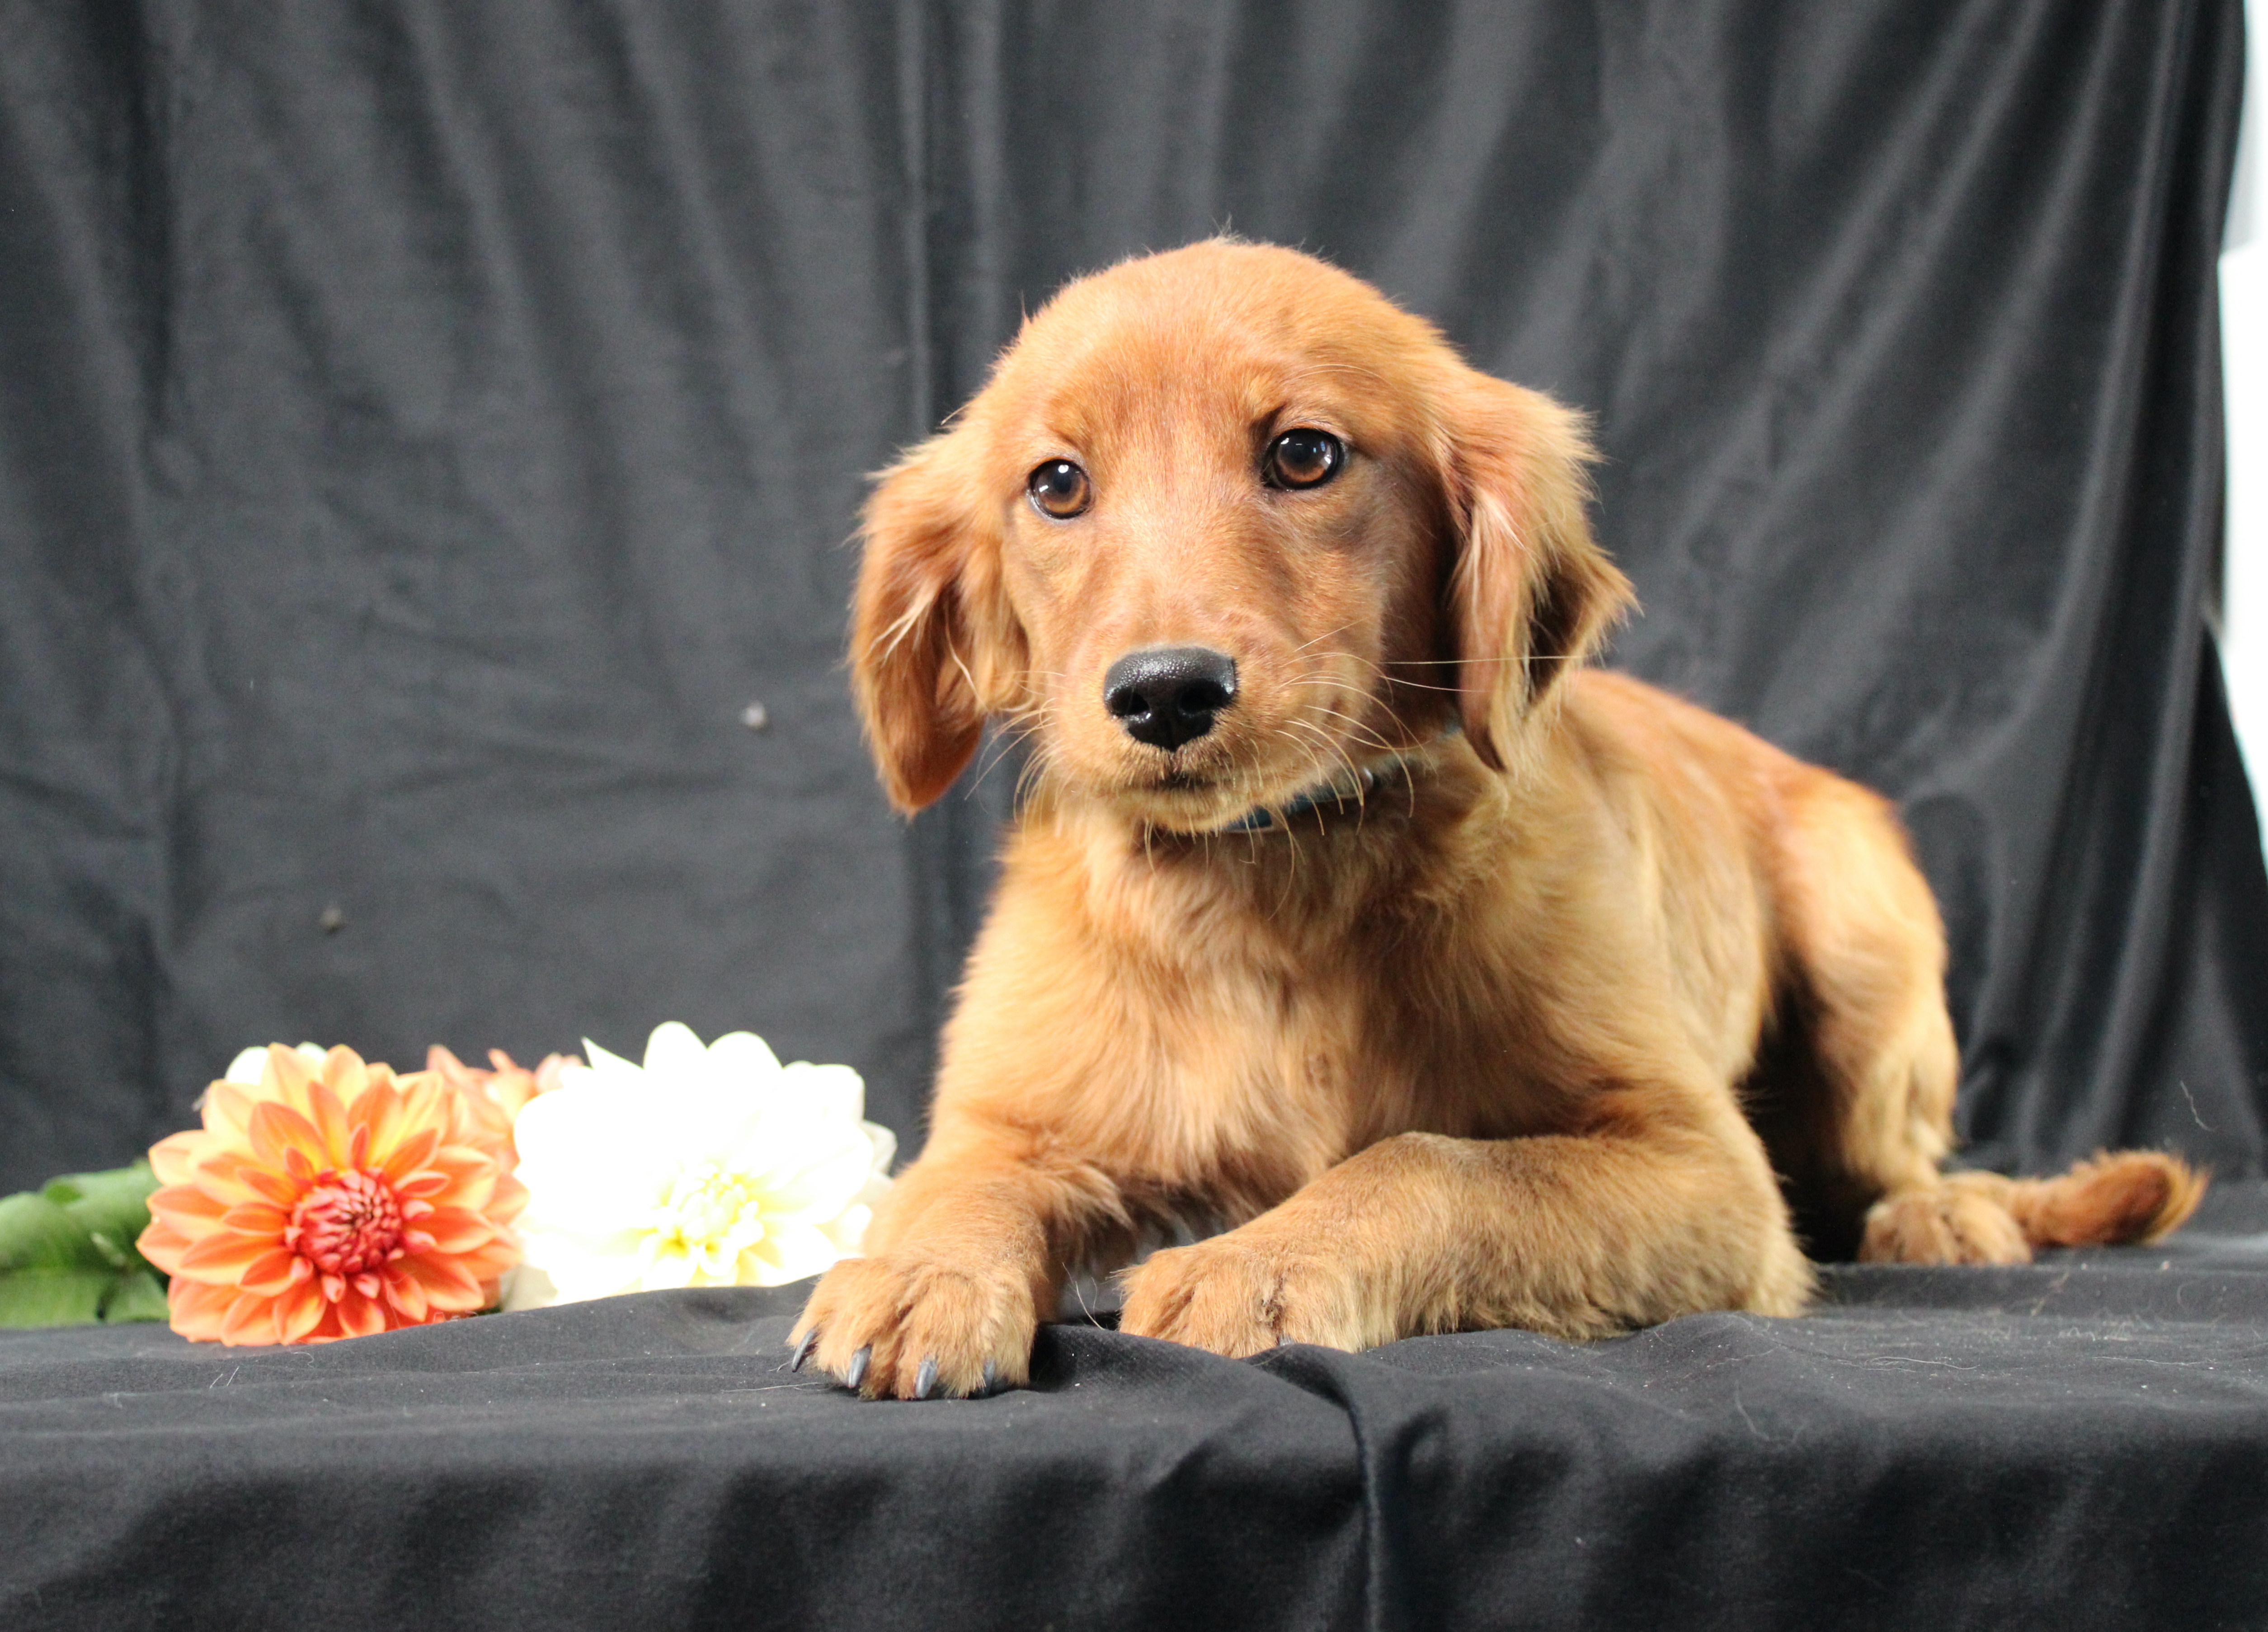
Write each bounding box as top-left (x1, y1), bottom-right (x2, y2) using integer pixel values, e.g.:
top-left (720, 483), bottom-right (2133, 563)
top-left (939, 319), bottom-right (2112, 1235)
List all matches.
top-left (981, 1360), bottom-right (998, 1396)
top-left (844, 1345), bottom-right (870, 1392)
top-left (790, 1329), bottom-right (818, 1372)
top-left (913, 1355), bottom-right (938, 1400)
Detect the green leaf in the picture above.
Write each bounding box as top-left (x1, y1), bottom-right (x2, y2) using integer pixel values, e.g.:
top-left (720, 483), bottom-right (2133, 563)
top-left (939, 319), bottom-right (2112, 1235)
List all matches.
top-left (99, 1266), bottom-right (170, 1324)
top-left (0, 1193), bottom-right (111, 1272)
top-left (0, 1163), bottom-right (170, 1328)
top-left (44, 1161), bottom-right (158, 1261)
top-left (0, 1267), bottom-right (114, 1327)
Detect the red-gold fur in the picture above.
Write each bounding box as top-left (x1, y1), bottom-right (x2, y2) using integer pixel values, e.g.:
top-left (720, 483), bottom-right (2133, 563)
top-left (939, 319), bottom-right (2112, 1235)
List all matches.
top-left (794, 241), bottom-right (2204, 1398)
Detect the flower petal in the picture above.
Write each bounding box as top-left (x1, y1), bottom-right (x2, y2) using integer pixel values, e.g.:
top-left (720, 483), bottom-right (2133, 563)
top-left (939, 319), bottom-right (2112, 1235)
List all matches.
top-left (136, 1217), bottom-right (194, 1274)
top-left (748, 1220), bottom-right (844, 1286)
top-left (518, 1232), bottom-right (647, 1304)
top-left (179, 1229), bottom-right (289, 1280)
top-left (400, 1252), bottom-right (484, 1311)
top-left (353, 1079), bottom-right (411, 1168)
top-left (146, 1181), bottom-right (228, 1230)
top-left (148, 1131), bottom-right (205, 1188)
top-left (384, 1268), bottom-right (430, 1323)
top-left (414, 1207), bottom-right (495, 1254)
top-left (238, 1248), bottom-right (303, 1296)
top-left (264, 1043), bottom-right (317, 1100)
top-left (219, 1289), bottom-right (278, 1346)
top-left (247, 1102), bottom-right (330, 1182)
top-left (335, 1286), bottom-right (388, 1339)
top-left (454, 1237), bottom-right (520, 1282)
top-left (204, 1082), bottom-right (259, 1143)
top-left (706, 1030), bottom-right (784, 1088)
top-left (749, 1132), bottom-right (879, 1218)
top-left (273, 1278), bottom-right (328, 1343)
top-left (304, 1079), bottom-right (355, 1168)
top-left (816, 1203), bottom-right (874, 1256)
top-left (642, 1021), bottom-right (712, 1078)
top-left (219, 1201), bottom-right (290, 1238)
top-left (317, 1045), bottom-right (369, 1100)
top-left (502, 1263), bottom-right (559, 1312)
top-left (188, 1153), bottom-right (271, 1208)
top-left (236, 1163), bottom-right (301, 1207)
top-left (778, 1060), bottom-right (866, 1123)
top-left (166, 1279), bottom-right (236, 1341)
top-left (640, 1245), bottom-right (699, 1291)
top-left (576, 1038), bottom-right (644, 1086)
top-left (485, 1172), bottom-right (529, 1228)
top-left (376, 1126), bottom-right (442, 1187)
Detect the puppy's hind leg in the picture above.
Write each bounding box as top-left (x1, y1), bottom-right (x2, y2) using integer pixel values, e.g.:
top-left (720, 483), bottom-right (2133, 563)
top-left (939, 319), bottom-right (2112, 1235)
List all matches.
top-left (1761, 773), bottom-right (2020, 1264)
top-left (1802, 992), bottom-right (2047, 1267)
top-left (1765, 771), bottom-right (2205, 1265)
top-left (1816, 987), bottom-right (2037, 1266)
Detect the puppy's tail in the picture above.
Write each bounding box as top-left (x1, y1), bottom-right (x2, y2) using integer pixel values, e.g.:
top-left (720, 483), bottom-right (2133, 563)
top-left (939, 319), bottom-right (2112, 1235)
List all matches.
top-left (1860, 1151), bottom-right (2206, 1265)
top-left (1999, 1150), bottom-right (2207, 1249)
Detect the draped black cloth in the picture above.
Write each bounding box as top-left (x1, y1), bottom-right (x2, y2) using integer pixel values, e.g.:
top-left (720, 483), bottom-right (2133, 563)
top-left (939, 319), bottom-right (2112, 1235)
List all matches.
top-left (6, 1188), bottom-right (2268, 1631)
top-left (2, 3), bottom-right (2264, 1627)
top-left (0, 0), bottom-right (2259, 1188)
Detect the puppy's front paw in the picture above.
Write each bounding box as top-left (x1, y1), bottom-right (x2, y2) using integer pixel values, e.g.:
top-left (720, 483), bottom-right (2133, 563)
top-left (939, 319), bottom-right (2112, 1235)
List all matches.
top-left (791, 1253), bottom-right (1036, 1399)
top-left (1119, 1235), bottom-right (1373, 1358)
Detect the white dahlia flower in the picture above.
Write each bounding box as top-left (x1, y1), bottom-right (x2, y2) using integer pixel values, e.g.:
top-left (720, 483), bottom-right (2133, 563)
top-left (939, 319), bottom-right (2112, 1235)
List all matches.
top-left (504, 1022), bottom-right (894, 1309)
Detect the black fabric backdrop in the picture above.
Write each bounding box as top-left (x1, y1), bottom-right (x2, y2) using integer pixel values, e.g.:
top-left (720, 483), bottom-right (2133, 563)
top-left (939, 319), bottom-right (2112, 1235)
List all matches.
top-left (2, 0), bottom-right (2262, 1190)
top-left (5, 4), bottom-right (2268, 1629)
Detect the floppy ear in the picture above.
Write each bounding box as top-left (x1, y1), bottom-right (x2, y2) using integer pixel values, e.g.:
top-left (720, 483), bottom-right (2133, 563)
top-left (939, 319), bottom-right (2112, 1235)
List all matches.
top-left (1437, 372), bottom-right (1634, 771)
top-left (850, 434), bottom-right (1025, 812)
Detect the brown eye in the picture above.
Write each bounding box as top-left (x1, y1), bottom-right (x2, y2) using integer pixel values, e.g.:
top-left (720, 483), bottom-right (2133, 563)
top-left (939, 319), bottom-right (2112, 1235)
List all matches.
top-left (1026, 459), bottom-right (1091, 519)
top-left (1263, 428), bottom-right (1345, 490)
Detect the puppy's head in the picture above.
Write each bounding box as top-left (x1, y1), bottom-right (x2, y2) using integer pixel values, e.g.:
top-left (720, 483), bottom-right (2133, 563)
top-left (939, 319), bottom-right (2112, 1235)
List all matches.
top-left (850, 241), bottom-right (1632, 826)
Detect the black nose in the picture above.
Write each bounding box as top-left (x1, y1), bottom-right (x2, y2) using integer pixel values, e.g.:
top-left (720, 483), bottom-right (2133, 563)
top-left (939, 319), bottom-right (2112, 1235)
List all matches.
top-left (1102, 646), bottom-right (1238, 750)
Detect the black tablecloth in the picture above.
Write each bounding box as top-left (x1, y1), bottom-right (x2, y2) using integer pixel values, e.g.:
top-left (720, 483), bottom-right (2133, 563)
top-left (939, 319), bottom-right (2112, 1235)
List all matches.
top-left (7, 1183), bottom-right (2266, 1632)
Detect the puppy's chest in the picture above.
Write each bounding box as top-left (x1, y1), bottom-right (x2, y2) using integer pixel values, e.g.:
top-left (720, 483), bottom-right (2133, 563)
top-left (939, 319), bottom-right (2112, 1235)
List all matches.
top-left (1109, 930), bottom-right (1561, 1184)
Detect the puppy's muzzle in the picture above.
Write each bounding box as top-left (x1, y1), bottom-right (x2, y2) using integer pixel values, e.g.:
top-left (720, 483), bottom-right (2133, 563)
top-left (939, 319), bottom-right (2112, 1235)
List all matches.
top-left (1103, 646), bottom-right (1238, 750)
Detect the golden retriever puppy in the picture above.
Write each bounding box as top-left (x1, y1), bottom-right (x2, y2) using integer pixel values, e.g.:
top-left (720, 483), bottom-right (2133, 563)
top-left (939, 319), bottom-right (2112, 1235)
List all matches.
top-left (791, 240), bottom-right (2202, 1400)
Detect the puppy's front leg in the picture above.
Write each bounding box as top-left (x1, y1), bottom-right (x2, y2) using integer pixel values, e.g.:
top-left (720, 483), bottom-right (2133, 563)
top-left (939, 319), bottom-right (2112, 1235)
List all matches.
top-left (1120, 1115), bottom-right (1813, 1355)
top-left (792, 1130), bottom-right (1120, 1398)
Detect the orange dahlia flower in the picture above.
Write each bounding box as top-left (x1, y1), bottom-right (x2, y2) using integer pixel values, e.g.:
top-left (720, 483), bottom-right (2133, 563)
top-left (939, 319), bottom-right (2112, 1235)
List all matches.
top-left (426, 1044), bottom-right (576, 1154)
top-left (137, 1044), bottom-right (527, 1345)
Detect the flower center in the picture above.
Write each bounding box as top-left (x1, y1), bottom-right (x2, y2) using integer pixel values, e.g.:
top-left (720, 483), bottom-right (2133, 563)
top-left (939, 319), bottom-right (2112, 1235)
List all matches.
top-left (287, 1168), bottom-right (405, 1275)
top-left (653, 1163), bottom-right (764, 1252)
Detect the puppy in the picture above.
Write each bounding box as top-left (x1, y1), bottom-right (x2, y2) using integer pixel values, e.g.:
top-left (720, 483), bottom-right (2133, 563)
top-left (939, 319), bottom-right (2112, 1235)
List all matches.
top-left (792, 240), bottom-right (2203, 1400)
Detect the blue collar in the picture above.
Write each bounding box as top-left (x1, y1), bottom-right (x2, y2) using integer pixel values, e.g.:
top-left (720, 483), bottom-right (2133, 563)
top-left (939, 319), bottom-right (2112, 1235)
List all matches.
top-left (1215, 750), bottom-right (1421, 833)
